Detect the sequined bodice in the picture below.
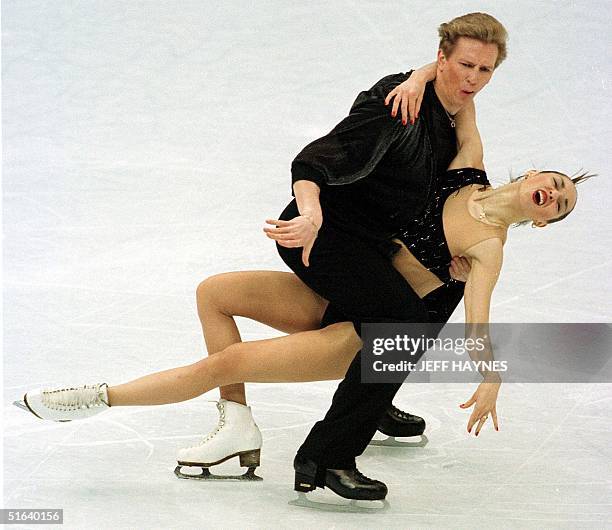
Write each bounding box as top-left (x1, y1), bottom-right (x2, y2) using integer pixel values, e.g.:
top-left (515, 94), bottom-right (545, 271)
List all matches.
top-left (398, 168), bottom-right (490, 284)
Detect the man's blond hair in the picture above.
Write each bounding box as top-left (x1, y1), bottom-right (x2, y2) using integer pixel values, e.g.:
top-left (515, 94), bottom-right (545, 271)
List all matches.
top-left (438, 12), bottom-right (508, 69)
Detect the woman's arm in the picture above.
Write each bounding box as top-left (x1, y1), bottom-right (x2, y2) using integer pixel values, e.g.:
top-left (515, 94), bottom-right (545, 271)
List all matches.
top-left (385, 62), bottom-right (437, 125)
top-left (460, 237), bottom-right (504, 435)
top-left (448, 100), bottom-right (484, 170)
top-left (464, 238), bottom-right (502, 324)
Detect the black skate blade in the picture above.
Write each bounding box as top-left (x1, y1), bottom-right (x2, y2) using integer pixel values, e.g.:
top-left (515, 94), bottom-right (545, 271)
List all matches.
top-left (368, 434), bottom-right (429, 448)
top-left (174, 465), bottom-right (262, 482)
top-left (289, 492), bottom-right (389, 513)
top-left (13, 400), bottom-right (28, 412)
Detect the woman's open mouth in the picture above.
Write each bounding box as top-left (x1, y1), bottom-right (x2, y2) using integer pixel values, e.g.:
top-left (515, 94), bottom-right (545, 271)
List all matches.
top-left (532, 189), bottom-right (547, 206)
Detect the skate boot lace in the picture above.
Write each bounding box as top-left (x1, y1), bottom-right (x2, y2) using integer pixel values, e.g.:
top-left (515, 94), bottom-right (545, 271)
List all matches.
top-left (389, 405), bottom-right (410, 421)
top-left (353, 469), bottom-right (377, 484)
top-left (41, 383), bottom-right (109, 411)
top-left (193, 401), bottom-right (226, 447)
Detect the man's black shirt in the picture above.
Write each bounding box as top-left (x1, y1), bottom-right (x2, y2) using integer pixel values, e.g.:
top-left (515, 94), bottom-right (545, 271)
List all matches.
top-left (291, 72), bottom-right (457, 254)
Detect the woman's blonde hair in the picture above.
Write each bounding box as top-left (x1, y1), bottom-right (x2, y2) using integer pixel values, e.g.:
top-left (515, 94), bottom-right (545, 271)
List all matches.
top-left (438, 13), bottom-right (508, 69)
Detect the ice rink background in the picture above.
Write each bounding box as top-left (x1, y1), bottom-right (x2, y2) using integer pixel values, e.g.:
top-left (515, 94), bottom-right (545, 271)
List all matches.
top-left (2, 1), bottom-right (611, 528)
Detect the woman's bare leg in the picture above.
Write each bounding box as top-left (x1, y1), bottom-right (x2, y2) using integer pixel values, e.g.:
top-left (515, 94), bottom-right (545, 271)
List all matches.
top-left (107, 322), bottom-right (361, 406)
top-left (195, 271), bottom-right (328, 404)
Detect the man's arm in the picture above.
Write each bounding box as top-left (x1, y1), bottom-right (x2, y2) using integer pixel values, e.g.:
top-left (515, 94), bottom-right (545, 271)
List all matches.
top-left (290, 97), bottom-right (402, 218)
top-left (291, 69), bottom-right (432, 217)
top-left (291, 76), bottom-right (410, 190)
top-left (269, 71), bottom-right (431, 266)
top-left (293, 180), bottom-right (323, 233)
top-left (267, 74), bottom-right (413, 266)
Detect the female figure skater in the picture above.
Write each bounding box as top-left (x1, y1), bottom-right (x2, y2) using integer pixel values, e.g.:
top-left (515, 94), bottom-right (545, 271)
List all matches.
top-left (17, 96), bottom-right (584, 498)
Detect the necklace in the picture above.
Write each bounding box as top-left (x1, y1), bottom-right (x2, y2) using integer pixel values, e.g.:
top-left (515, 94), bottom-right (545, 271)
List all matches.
top-left (474, 199), bottom-right (507, 228)
top-left (443, 107), bottom-right (456, 128)
top-left (477, 203), bottom-right (488, 222)
top-left (471, 190), bottom-right (502, 227)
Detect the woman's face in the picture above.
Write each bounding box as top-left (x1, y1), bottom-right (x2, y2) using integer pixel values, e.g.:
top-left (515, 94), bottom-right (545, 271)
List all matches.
top-left (519, 171), bottom-right (578, 226)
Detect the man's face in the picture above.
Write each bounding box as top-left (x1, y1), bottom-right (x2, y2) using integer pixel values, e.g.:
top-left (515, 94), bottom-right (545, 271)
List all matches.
top-left (437, 37), bottom-right (498, 110)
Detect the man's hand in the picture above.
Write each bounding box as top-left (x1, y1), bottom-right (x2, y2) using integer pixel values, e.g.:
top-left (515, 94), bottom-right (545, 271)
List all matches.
top-left (264, 214), bottom-right (321, 267)
top-left (449, 256), bottom-right (471, 282)
top-left (460, 379), bottom-right (501, 436)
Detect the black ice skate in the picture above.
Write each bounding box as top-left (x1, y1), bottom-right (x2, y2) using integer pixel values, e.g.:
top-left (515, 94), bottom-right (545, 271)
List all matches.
top-left (289, 456), bottom-right (389, 512)
top-left (370, 404), bottom-right (429, 447)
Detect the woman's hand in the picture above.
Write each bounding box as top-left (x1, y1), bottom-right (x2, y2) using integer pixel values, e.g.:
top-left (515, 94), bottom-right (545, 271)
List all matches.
top-left (460, 378), bottom-right (501, 436)
top-left (449, 256), bottom-right (471, 282)
top-left (384, 72), bottom-right (428, 126)
top-left (264, 213), bottom-right (322, 267)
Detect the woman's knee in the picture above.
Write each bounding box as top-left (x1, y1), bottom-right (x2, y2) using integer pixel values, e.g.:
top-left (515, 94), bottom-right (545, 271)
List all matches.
top-left (196, 273), bottom-right (231, 313)
top-left (190, 345), bottom-right (239, 384)
top-left (321, 322), bottom-right (363, 354)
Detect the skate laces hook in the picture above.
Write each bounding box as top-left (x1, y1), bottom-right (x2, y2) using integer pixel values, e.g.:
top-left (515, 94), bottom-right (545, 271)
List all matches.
top-left (193, 401), bottom-right (226, 447)
top-left (41, 384), bottom-right (107, 411)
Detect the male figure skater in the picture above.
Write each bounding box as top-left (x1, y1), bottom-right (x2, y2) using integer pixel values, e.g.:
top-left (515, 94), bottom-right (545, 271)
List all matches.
top-left (270, 12), bottom-right (508, 501)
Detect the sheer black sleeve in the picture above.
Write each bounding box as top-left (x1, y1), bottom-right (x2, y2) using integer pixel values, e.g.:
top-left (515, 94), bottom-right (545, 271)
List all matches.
top-left (291, 72), bottom-right (414, 188)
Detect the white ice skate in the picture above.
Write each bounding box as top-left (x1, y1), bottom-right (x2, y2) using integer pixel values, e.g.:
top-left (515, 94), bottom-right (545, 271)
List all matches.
top-left (175, 399), bottom-right (263, 481)
top-left (14, 383), bottom-right (110, 422)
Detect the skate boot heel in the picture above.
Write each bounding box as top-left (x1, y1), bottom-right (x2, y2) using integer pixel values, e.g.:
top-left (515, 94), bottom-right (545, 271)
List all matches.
top-left (294, 471), bottom-right (316, 493)
top-left (239, 449), bottom-right (261, 467)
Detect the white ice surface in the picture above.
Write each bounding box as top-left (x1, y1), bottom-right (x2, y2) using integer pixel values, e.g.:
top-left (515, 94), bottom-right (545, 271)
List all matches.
top-left (3, 1), bottom-right (612, 528)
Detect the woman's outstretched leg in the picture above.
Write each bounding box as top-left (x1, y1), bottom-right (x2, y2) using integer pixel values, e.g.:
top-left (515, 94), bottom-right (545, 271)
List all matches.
top-left (22, 321), bottom-right (361, 419)
top-left (106, 321), bottom-right (360, 406)
top-left (195, 271), bottom-right (328, 405)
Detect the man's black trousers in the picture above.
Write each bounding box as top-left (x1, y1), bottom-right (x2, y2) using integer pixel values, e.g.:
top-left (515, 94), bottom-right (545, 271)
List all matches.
top-left (276, 200), bottom-right (461, 479)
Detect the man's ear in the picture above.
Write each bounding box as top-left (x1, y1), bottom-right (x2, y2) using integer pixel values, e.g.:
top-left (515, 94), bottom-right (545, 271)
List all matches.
top-left (437, 49), bottom-right (447, 71)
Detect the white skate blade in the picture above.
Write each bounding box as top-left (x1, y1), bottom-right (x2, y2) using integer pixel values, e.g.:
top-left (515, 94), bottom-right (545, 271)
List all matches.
top-left (13, 400), bottom-right (29, 412)
top-left (368, 434), bottom-right (429, 448)
top-left (174, 465), bottom-right (262, 482)
top-left (289, 492), bottom-right (389, 513)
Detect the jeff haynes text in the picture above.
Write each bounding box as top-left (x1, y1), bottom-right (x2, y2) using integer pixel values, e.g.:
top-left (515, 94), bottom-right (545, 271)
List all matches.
top-left (372, 360), bottom-right (509, 372)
